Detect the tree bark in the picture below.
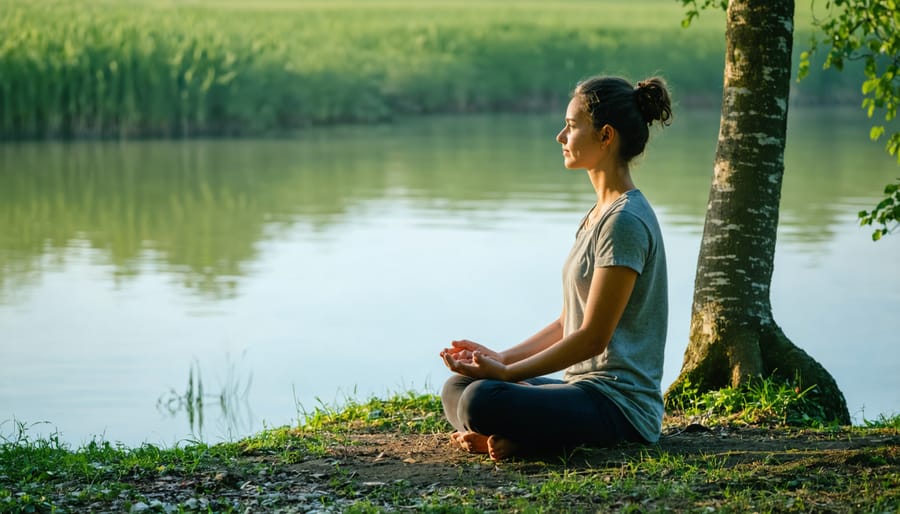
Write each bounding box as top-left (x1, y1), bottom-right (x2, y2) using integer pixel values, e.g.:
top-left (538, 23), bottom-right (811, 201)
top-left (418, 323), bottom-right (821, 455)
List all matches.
top-left (665, 0), bottom-right (851, 424)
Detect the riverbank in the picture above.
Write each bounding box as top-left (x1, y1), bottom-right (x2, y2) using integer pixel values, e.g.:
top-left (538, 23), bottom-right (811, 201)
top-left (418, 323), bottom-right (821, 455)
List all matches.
top-left (1, 0), bottom-right (861, 139)
top-left (2, 393), bottom-right (898, 512)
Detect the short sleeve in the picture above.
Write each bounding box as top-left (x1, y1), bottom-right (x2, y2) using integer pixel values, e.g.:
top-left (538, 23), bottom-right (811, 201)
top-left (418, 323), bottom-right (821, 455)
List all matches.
top-left (594, 211), bottom-right (650, 274)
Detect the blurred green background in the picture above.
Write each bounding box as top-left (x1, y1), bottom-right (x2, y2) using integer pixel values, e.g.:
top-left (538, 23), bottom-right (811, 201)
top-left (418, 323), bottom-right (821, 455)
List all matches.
top-left (0, 0), bottom-right (860, 138)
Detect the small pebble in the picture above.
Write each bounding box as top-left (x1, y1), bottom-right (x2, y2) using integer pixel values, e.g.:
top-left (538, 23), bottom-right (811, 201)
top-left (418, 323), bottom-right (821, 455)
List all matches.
top-left (130, 502), bottom-right (149, 513)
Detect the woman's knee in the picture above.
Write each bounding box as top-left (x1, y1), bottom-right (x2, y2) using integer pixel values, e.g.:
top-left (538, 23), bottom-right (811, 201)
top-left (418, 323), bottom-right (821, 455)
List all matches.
top-left (441, 374), bottom-right (474, 411)
top-left (457, 379), bottom-right (507, 432)
top-left (441, 374), bottom-right (472, 397)
top-left (440, 374), bottom-right (477, 431)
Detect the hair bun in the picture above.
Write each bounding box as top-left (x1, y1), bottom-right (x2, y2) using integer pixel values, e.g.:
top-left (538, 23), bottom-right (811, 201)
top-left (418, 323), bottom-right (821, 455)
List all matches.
top-left (634, 77), bottom-right (672, 126)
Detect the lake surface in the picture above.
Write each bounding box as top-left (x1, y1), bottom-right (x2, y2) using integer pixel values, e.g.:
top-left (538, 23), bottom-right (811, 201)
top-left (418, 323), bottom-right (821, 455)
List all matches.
top-left (1, 107), bottom-right (898, 447)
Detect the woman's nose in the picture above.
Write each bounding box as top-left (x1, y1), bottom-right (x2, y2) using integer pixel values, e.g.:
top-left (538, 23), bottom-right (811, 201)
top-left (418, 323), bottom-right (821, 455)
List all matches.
top-left (556, 129), bottom-right (566, 144)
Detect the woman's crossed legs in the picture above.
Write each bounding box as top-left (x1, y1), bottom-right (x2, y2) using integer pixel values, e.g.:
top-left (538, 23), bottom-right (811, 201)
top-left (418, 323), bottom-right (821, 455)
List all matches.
top-left (441, 374), bottom-right (640, 460)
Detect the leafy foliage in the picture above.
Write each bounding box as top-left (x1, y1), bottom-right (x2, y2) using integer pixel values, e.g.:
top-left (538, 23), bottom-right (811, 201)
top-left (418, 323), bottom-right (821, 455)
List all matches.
top-left (800, 0), bottom-right (900, 240)
top-left (681, 0), bottom-right (899, 240)
top-left (859, 180), bottom-right (900, 240)
top-left (677, 0), bottom-right (728, 27)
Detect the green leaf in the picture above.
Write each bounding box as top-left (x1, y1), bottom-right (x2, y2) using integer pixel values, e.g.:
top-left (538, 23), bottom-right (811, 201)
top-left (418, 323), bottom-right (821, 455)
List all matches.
top-left (862, 79), bottom-right (878, 94)
top-left (870, 125), bottom-right (886, 140)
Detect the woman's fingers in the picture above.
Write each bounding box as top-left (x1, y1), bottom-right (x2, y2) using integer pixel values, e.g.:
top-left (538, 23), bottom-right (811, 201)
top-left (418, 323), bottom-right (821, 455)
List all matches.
top-left (473, 352), bottom-right (496, 368)
top-left (443, 345), bottom-right (501, 379)
top-left (452, 340), bottom-right (503, 362)
top-left (441, 347), bottom-right (473, 362)
top-left (451, 339), bottom-right (480, 351)
top-left (443, 352), bottom-right (477, 375)
top-left (473, 350), bottom-right (496, 364)
top-left (442, 352), bottom-right (458, 371)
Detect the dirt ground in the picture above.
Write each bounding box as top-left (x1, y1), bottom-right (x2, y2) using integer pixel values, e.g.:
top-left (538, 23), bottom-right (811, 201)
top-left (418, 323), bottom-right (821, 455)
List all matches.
top-left (117, 425), bottom-right (899, 513)
top-left (302, 425), bottom-right (900, 490)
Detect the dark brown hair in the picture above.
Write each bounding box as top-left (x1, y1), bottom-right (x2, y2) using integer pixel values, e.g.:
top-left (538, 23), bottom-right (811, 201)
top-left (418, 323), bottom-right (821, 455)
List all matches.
top-left (573, 76), bottom-right (672, 163)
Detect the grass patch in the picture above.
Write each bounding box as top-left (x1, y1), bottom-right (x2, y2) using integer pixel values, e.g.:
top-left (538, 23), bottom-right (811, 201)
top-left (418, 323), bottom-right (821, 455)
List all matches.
top-left (301, 390), bottom-right (451, 435)
top-left (864, 413), bottom-right (900, 430)
top-left (2, 390), bottom-right (897, 512)
top-left (234, 390), bottom-right (451, 463)
top-left (0, 419), bottom-right (246, 512)
top-left (665, 373), bottom-right (840, 427)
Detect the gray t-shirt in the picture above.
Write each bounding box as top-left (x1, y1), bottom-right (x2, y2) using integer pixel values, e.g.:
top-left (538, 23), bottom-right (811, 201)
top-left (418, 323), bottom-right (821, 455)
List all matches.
top-left (561, 189), bottom-right (667, 443)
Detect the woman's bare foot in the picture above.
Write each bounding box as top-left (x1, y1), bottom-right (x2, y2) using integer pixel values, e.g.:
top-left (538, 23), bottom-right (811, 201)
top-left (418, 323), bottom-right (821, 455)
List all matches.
top-left (449, 431), bottom-right (490, 454)
top-left (449, 431), bottom-right (465, 449)
top-left (487, 435), bottom-right (518, 461)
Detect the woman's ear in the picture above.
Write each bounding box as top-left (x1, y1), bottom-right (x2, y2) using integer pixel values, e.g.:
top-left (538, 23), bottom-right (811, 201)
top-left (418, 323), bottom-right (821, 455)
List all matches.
top-left (597, 124), bottom-right (615, 145)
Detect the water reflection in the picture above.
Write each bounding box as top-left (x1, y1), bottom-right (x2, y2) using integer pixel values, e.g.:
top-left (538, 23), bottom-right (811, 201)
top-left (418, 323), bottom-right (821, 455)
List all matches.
top-left (0, 108), bottom-right (893, 301)
top-left (156, 356), bottom-right (253, 441)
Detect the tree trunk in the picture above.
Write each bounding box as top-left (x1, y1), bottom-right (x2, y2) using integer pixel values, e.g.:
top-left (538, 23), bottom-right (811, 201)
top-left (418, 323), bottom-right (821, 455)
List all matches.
top-left (665, 0), bottom-right (851, 424)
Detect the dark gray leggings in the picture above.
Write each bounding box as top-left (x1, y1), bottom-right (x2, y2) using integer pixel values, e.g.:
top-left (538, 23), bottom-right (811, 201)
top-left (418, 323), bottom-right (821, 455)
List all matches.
top-left (441, 374), bottom-right (643, 450)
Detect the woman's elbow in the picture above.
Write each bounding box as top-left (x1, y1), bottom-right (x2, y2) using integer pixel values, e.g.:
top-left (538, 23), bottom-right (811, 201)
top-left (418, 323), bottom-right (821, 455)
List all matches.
top-left (572, 328), bottom-right (611, 358)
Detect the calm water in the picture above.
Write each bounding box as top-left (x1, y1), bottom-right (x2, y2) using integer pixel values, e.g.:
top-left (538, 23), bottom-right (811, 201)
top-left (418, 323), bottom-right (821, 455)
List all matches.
top-left (1, 108), bottom-right (898, 447)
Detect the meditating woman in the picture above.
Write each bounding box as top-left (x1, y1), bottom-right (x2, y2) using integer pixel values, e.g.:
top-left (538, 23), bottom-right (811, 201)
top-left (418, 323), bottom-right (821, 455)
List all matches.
top-left (440, 75), bottom-right (672, 460)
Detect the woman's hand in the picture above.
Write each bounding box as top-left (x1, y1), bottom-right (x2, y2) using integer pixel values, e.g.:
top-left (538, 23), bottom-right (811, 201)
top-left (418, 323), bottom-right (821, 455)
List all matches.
top-left (440, 339), bottom-right (503, 364)
top-left (440, 339), bottom-right (510, 380)
top-left (442, 348), bottom-right (510, 381)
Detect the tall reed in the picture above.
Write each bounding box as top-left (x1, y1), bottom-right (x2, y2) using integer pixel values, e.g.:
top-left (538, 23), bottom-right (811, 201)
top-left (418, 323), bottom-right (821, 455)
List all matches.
top-left (0, 0), bottom-right (859, 138)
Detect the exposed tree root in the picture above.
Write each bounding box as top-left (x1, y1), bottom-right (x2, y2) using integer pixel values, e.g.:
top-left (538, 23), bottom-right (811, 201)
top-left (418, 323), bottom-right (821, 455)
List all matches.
top-left (666, 316), bottom-right (851, 424)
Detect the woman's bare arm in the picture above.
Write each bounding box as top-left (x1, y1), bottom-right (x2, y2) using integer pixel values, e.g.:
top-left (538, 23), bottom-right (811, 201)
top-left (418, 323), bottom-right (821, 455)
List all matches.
top-left (444, 266), bottom-right (636, 382)
top-left (443, 311), bottom-right (563, 366)
top-left (497, 315), bottom-right (564, 364)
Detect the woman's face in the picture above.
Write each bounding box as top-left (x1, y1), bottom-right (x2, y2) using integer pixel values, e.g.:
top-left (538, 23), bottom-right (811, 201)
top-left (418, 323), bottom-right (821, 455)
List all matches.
top-left (556, 97), bottom-right (604, 170)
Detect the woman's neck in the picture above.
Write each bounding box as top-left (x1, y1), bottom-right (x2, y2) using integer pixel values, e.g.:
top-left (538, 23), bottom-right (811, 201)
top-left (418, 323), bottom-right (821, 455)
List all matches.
top-left (587, 165), bottom-right (635, 213)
